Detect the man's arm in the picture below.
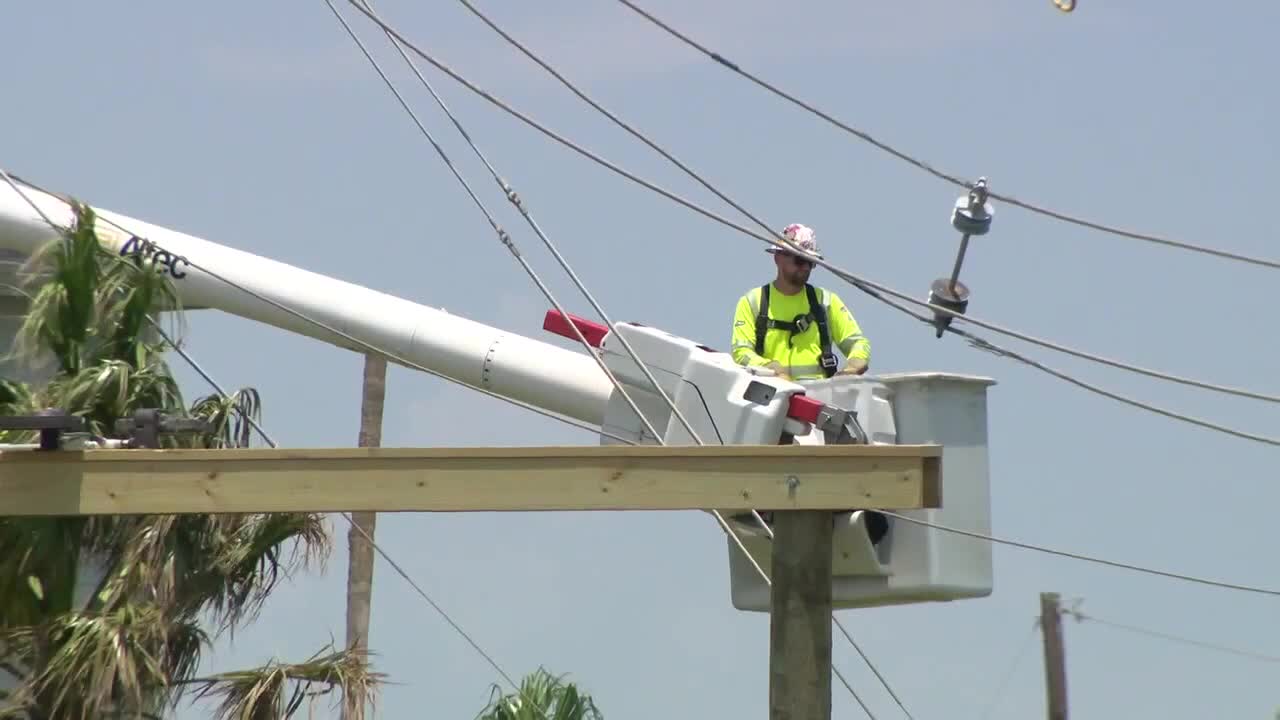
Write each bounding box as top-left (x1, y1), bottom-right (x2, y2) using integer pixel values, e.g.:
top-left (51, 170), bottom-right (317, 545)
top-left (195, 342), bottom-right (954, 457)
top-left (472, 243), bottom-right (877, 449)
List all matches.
top-left (731, 294), bottom-right (781, 372)
top-left (827, 291), bottom-right (870, 374)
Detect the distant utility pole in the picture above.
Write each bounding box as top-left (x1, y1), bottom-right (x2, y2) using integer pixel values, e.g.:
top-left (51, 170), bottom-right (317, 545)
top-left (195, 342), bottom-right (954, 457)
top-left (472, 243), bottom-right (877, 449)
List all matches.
top-left (343, 353), bottom-right (387, 720)
top-left (1040, 592), bottom-right (1068, 720)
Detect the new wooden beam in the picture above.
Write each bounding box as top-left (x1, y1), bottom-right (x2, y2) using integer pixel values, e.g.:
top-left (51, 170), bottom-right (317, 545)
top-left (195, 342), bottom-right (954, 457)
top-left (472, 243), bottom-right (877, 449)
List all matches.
top-left (0, 444), bottom-right (941, 516)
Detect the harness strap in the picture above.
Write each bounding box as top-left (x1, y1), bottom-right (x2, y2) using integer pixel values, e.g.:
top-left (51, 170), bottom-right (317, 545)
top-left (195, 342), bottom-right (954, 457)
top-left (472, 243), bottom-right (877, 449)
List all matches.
top-left (806, 284), bottom-right (838, 378)
top-left (753, 283), bottom-right (770, 356)
top-left (753, 284), bottom-right (839, 378)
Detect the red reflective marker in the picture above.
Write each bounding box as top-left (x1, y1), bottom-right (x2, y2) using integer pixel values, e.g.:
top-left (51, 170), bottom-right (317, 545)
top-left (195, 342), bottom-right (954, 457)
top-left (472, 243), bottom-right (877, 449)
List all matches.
top-left (786, 394), bottom-right (824, 424)
top-left (543, 309), bottom-right (609, 348)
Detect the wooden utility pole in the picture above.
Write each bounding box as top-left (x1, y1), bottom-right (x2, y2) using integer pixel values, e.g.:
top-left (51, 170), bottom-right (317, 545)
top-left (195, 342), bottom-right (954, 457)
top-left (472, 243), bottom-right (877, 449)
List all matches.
top-left (769, 511), bottom-right (834, 720)
top-left (343, 353), bottom-right (386, 720)
top-left (1040, 592), bottom-right (1068, 720)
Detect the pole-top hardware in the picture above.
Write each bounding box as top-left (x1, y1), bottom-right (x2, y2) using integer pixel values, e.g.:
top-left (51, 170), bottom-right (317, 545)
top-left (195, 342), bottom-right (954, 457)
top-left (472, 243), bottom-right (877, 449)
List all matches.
top-left (0, 409), bottom-right (86, 450)
top-left (951, 177), bottom-right (994, 236)
top-left (114, 408), bottom-right (213, 449)
top-left (929, 177), bottom-right (995, 338)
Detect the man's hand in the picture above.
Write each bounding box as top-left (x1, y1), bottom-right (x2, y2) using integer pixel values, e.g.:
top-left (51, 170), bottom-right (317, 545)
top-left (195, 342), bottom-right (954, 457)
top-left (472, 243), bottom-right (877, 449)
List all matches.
top-left (839, 359), bottom-right (868, 376)
top-left (765, 361), bottom-right (793, 381)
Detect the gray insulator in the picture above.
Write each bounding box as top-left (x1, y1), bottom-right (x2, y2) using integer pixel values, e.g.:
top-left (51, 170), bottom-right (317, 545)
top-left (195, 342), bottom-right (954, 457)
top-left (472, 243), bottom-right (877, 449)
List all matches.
top-left (952, 195), bottom-right (994, 235)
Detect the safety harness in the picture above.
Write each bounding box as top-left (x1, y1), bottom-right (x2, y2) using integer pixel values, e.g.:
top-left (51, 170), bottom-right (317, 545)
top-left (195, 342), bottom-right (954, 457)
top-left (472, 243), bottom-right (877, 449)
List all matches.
top-left (754, 283), bottom-right (838, 378)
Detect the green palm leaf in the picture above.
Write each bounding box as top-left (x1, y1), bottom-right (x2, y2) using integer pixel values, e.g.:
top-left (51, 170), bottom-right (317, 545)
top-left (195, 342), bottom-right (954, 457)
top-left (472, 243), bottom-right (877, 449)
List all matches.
top-left (475, 668), bottom-right (605, 720)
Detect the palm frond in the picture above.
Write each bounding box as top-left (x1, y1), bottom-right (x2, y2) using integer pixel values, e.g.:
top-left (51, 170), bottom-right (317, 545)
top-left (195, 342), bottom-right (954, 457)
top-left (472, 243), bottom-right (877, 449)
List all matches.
top-left (189, 387), bottom-right (265, 449)
top-left (184, 512), bottom-right (330, 635)
top-left (475, 668), bottom-right (605, 720)
top-left (0, 517), bottom-right (89, 629)
top-left (2, 605), bottom-right (207, 719)
top-left (96, 250), bottom-right (185, 363)
top-left (190, 644), bottom-right (384, 720)
top-left (12, 200), bottom-right (109, 376)
top-left (0, 379), bottom-right (37, 443)
top-left (90, 512), bottom-right (330, 636)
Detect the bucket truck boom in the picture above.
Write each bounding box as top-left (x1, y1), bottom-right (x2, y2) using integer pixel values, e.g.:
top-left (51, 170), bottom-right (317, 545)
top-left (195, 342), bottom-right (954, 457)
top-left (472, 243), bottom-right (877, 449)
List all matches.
top-left (0, 178), bottom-right (614, 427)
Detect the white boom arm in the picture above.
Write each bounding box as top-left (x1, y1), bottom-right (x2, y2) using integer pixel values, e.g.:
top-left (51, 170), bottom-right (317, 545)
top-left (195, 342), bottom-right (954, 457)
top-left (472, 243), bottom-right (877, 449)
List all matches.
top-left (0, 178), bottom-right (614, 426)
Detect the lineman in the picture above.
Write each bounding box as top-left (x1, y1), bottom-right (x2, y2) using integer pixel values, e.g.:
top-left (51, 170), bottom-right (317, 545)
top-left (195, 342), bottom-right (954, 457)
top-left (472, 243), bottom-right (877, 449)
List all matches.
top-left (730, 223), bottom-right (870, 381)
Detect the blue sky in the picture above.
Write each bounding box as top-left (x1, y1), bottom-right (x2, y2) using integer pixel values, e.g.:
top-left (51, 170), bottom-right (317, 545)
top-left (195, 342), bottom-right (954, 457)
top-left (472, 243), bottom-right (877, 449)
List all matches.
top-left (5, 0), bottom-right (1280, 717)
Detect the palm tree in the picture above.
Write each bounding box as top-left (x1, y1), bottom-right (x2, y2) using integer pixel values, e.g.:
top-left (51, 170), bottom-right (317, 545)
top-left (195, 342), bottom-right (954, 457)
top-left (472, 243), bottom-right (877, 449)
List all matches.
top-left (474, 668), bottom-right (604, 720)
top-left (0, 200), bottom-right (383, 719)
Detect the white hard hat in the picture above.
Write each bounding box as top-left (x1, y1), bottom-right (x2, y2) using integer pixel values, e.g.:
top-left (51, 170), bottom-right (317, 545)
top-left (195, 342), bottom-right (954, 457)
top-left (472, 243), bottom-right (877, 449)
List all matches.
top-left (766, 223), bottom-right (823, 260)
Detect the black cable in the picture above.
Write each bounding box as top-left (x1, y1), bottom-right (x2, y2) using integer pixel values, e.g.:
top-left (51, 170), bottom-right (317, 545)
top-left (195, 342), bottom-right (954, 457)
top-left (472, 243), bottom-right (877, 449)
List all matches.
top-left (338, 2), bottom-right (1280, 449)
top-left (610, 0), bottom-right (1280, 272)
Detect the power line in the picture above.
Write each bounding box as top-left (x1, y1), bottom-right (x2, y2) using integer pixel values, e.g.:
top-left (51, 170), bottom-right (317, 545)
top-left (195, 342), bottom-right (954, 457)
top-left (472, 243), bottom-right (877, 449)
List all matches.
top-left (439, 0), bottom-right (1280, 406)
top-left (878, 511), bottom-right (1280, 597)
top-left (31, 153), bottom-right (1266, 598)
top-left (609, 0), bottom-right (1280, 273)
top-left (1067, 608), bottom-right (1280, 664)
top-left (338, 1), bottom-right (1280, 450)
top-left (977, 621), bottom-right (1038, 720)
top-left (336, 0), bottom-right (708, 448)
top-left (329, 4), bottom-right (888, 717)
top-left (11, 116), bottom-right (1277, 708)
top-left (319, 0), bottom-right (667, 452)
top-left (327, 0), bottom-right (1280, 603)
top-left (10, 0), bottom-right (1278, 696)
top-left (354, 3), bottom-right (910, 716)
top-left (80, 175), bottom-right (1280, 597)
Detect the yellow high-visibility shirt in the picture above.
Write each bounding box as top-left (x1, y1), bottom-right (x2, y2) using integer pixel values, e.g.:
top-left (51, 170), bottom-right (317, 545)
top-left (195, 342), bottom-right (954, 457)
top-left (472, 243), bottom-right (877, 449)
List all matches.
top-left (731, 283), bottom-right (870, 379)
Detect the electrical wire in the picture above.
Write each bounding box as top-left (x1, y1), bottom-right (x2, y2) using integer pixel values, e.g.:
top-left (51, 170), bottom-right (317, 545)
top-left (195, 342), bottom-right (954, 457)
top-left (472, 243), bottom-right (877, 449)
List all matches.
top-left (10, 2), bottom-right (1278, 702)
top-left (334, 0), bottom-right (786, 631)
top-left (327, 0), bottom-right (779, 602)
top-left (337, 2), bottom-right (1280, 450)
top-left (329, 5), bottom-right (886, 717)
top-left (342, 2), bottom-right (1280, 710)
top-left (328, 0), bottom-right (773, 595)
top-left (9, 107), bottom-right (1275, 720)
top-left (878, 511), bottom-right (1280, 597)
top-left (609, 0), bottom-right (1280, 273)
top-left (442, 0), bottom-right (1280, 409)
top-left (320, 0), bottom-right (667, 452)
top-left (976, 621), bottom-right (1038, 720)
top-left (441, 0), bottom-right (1280, 406)
top-left (1066, 609), bottom-right (1280, 664)
top-left (14, 13), bottom-right (1277, 595)
top-left (339, 0), bottom-right (710, 448)
top-left (347, 4), bottom-right (907, 716)
top-left (0, 167), bottom-right (530, 708)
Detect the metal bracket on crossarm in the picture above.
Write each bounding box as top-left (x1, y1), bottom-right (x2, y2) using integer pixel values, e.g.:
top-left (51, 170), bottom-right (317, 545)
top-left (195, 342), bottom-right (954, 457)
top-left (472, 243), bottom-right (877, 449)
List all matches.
top-left (0, 409), bottom-right (87, 450)
top-left (114, 409), bottom-right (212, 449)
